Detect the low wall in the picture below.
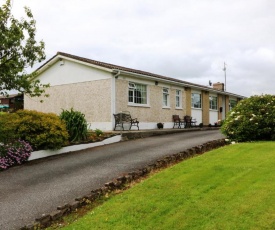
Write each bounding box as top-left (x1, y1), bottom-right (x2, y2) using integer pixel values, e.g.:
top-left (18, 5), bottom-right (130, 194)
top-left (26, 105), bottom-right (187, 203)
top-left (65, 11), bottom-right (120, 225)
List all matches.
top-left (28, 135), bottom-right (122, 161)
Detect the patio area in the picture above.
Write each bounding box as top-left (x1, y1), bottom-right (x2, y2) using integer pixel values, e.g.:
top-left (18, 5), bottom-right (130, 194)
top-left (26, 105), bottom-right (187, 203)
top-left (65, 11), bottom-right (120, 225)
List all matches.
top-left (111, 126), bottom-right (220, 140)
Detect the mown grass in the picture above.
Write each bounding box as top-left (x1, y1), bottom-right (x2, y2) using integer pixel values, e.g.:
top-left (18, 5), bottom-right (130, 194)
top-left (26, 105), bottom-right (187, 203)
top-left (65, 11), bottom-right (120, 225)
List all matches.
top-left (56, 142), bottom-right (275, 230)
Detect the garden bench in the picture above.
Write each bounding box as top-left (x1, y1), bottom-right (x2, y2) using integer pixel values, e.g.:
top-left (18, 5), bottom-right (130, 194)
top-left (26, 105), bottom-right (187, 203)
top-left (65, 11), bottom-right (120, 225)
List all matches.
top-left (184, 115), bottom-right (197, 128)
top-left (113, 113), bottom-right (139, 131)
top-left (172, 115), bottom-right (185, 128)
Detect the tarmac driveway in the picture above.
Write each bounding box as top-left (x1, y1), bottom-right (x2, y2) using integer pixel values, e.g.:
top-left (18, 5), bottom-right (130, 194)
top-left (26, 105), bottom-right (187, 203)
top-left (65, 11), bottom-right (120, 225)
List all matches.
top-left (0, 129), bottom-right (224, 229)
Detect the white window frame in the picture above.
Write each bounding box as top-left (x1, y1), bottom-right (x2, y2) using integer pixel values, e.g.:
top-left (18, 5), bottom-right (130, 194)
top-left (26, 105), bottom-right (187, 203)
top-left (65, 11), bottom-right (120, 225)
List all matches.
top-left (162, 87), bottom-right (170, 107)
top-left (128, 82), bottom-right (148, 105)
top-left (191, 93), bottom-right (202, 109)
top-left (209, 95), bottom-right (218, 110)
top-left (175, 89), bottom-right (182, 108)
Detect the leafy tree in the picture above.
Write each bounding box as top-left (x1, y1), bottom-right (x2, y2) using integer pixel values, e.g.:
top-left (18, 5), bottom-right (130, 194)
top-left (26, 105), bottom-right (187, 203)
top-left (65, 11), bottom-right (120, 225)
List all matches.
top-left (221, 94), bottom-right (275, 142)
top-left (0, 0), bottom-right (49, 97)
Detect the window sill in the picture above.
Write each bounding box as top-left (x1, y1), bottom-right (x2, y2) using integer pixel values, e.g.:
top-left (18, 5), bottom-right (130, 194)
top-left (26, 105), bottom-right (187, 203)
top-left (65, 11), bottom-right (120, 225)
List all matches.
top-left (176, 107), bottom-right (183, 110)
top-left (162, 106), bottom-right (171, 109)
top-left (128, 103), bottom-right (151, 108)
top-left (191, 107), bottom-right (202, 110)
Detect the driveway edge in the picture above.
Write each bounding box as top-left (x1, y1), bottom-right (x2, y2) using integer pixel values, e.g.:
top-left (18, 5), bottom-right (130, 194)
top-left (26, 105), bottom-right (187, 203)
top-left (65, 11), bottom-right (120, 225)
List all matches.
top-left (21, 138), bottom-right (227, 230)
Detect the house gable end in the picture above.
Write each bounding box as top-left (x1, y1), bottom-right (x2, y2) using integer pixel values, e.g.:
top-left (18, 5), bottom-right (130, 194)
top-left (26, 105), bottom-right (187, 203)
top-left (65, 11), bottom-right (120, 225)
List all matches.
top-left (38, 58), bottom-right (112, 86)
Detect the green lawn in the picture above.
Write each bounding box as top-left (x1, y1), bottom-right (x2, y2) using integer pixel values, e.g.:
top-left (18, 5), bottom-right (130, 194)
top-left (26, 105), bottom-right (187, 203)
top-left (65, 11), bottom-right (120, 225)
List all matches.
top-left (58, 142), bottom-right (275, 230)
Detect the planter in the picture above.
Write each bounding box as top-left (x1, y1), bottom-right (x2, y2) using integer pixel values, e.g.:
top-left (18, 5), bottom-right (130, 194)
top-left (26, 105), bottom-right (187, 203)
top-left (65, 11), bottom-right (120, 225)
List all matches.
top-left (157, 123), bottom-right (164, 129)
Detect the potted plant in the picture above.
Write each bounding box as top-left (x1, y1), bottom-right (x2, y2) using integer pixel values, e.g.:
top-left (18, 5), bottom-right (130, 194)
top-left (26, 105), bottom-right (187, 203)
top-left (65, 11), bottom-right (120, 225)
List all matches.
top-left (157, 123), bottom-right (164, 129)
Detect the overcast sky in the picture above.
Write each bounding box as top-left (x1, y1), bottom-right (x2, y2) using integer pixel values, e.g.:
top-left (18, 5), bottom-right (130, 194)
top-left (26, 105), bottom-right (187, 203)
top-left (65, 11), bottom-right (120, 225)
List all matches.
top-left (5, 0), bottom-right (275, 97)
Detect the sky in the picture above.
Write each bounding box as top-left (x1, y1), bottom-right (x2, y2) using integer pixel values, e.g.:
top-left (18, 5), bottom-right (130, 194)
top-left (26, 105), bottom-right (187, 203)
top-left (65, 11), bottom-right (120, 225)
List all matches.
top-left (4, 0), bottom-right (275, 97)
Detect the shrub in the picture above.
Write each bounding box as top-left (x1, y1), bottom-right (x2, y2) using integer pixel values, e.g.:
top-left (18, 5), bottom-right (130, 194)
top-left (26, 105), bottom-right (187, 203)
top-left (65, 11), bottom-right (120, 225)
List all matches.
top-left (0, 110), bottom-right (69, 150)
top-left (221, 94), bottom-right (275, 142)
top-left (0, 140), bottom-right (33, 170)
top-left (94, 129), bottom-right (103, 136)
top-left (60, 108), bottom-right (88, 143)
top-left (0, 113), bottom-right (19, 143)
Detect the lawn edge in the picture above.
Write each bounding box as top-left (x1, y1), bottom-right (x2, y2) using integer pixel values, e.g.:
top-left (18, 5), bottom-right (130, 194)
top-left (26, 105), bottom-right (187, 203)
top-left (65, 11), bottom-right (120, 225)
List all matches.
top-left (21, 138), bottom-right (227, 230)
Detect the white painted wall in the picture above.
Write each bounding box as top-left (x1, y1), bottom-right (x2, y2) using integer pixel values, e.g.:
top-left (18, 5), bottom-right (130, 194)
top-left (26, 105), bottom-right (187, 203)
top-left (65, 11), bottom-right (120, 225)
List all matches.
top-left (89, 122), bottom-right (113, 131)
top-left (112, 121), bottom-right (175, 131)
top-left (38, 59), bottom-right (111, 86)
top-left (191, 109), bottom-right (202, 124)
top-left (209, 110), bottom-right (218, 125)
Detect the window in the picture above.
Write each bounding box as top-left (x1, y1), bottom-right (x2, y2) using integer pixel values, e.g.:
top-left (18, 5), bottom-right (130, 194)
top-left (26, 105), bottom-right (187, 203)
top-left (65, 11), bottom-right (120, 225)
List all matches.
top-left (176, 90), bottom-right (182, 108)
top-left (209, 95), bottom-right (218, 110)
top-left (163, 87), bottom-right (170, 107)
top-left (128, 82), bottom-right (147, 104)
top-left (191, 93), bottom-right (201, 108)
top-left (229, 99), bottom-right (237, 111)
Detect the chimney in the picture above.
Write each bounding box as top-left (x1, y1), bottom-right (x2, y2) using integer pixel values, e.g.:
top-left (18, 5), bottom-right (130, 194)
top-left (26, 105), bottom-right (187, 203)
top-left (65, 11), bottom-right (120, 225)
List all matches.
top-left (213, 82), bottom-right (224, 91)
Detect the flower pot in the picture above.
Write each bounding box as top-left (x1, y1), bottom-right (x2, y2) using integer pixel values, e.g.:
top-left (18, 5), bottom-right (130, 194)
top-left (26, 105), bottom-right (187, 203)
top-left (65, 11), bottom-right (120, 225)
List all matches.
top-left (157, 123), bottom-right (164, 129)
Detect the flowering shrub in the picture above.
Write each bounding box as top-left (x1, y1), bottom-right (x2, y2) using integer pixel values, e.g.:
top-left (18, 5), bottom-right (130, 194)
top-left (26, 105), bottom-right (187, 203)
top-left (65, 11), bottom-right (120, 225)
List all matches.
top-left (0, 140), bottom-right (33, 170)
top-left (221, 94), bottom-right (275, 142)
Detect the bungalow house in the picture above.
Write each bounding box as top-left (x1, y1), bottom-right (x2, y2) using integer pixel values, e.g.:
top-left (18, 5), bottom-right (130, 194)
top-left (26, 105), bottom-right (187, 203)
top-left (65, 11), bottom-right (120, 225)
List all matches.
top-left (24, 52), bottom-right (245, 130)
top-left (0, 94), bottom-right (24, 112)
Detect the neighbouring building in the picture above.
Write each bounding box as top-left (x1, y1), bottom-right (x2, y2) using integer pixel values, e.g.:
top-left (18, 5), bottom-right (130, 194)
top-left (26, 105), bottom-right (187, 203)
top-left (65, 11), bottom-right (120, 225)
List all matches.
top-left (24, 52), bottom-right (245, 130)
top-left (0, 94), bottom-right (24, 112)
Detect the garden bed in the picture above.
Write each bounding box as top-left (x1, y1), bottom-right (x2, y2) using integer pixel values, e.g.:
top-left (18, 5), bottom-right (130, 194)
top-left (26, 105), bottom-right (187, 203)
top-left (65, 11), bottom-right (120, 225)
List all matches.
top-left (28, 135), bottom-right (121, 161)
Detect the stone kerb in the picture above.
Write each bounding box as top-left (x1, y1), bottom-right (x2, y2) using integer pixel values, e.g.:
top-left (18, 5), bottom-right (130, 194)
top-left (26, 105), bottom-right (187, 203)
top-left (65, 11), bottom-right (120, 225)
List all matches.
top-left (21, 139), bottom-right (227, 229)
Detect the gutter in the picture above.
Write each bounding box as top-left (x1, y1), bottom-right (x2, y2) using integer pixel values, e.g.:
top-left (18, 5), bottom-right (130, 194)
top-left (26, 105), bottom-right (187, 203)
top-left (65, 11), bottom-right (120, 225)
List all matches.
top-left (112, 69), bottom-right (245, 99)
top-left (113, 70), bottom-right (120, 78)
top-left (111, 70), bottom-right (120, 126)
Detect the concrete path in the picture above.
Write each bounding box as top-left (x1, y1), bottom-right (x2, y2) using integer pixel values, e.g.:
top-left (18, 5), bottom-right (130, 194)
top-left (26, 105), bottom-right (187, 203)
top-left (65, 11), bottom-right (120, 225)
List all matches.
top-left (0, 129), bottom-right (224, 229)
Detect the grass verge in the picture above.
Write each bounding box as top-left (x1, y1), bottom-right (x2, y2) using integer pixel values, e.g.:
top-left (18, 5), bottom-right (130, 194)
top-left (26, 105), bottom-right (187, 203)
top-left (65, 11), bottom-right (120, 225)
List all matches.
top-left (49, 142), bottom-right (275, 230)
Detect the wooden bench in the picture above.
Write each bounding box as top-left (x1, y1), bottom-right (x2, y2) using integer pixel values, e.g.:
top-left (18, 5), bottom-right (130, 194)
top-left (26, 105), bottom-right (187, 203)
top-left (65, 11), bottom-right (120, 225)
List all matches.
top-left (172, 115), bottom-right (185, 128)
top-left (113, 113), bottom-right (139, 131)
top-left (184, 115), bottom-right (197, 128)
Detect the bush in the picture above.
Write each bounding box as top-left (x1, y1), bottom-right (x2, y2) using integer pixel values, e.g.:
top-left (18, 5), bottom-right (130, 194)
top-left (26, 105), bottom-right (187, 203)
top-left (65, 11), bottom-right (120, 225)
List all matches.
top-left (0, 110), bottom-right (69, 150)
top-left (0, 140), bottom-right (33, 170)
top-left (221, 94), bottom-right (275, 142)
top-left (94, 129), bottom-right (103, 136)
top-left (60, 108), bottom-right (88, 143)
top-left (0, 113), bottom-right (19, 143)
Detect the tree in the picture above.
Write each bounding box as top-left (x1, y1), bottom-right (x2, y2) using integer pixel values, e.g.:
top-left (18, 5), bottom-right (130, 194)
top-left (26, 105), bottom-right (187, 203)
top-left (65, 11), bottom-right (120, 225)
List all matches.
top-left (221, 94), bottom-right (275, 142)
top-left (0, 0), bottom-right (49, 97)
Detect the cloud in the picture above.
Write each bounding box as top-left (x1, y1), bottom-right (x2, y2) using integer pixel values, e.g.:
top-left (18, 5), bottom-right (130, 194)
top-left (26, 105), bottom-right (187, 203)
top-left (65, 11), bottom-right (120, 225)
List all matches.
top-left (4, 0), bottom-right (275, 97)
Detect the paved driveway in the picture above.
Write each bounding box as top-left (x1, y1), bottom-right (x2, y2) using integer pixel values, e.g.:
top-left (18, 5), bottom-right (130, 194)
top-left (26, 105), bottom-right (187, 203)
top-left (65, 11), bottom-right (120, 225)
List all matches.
top-left (0, 130), bottom-right (224, 229)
